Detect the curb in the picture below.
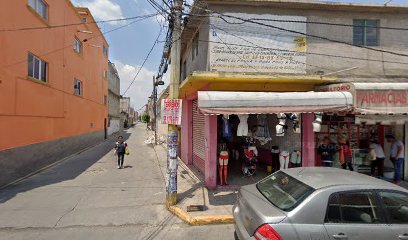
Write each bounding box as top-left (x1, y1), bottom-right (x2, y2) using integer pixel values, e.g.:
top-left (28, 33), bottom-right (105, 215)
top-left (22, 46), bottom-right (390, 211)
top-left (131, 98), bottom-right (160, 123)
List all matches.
top-left (167, 205), bottom-right (235, 226)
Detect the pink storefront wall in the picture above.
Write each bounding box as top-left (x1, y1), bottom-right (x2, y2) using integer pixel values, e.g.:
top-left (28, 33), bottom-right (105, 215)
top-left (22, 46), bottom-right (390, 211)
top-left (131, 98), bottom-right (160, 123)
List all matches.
top-left (180, 98), bottom-right (192, 165)
top-left (302, 113), bottom-right (316, 167)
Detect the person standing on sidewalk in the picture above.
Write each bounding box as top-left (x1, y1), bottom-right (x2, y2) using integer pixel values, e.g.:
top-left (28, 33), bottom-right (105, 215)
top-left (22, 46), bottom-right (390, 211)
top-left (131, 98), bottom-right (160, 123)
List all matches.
top-left (369, 140), bottom-right (385, 177)
top-left (114, 136), bottom-right (127, 169)
top-left (386, 134), bottom-right (405, 184)
top-left (338, 136), bottom-right (354, 171)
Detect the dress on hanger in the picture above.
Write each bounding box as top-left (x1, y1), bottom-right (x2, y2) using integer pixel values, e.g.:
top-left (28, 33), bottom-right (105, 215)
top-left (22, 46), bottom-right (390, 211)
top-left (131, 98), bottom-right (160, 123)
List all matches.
top-left (254, 115), bottom-right (272, 145)
top-left (237, 114), bottom-right (249, 137)
top-left (222, 116), bottom-right (232, 139)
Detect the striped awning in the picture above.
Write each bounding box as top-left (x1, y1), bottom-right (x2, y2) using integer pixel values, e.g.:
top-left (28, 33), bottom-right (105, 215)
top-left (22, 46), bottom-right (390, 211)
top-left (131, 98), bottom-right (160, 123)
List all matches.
top-left (197, 91), bottom-right (353, 115)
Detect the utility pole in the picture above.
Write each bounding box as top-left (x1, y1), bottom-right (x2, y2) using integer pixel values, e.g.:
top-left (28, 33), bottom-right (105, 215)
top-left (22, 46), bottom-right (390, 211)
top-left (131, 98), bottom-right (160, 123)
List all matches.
top-left (166, 0), bottom-right (182, 206)
top-left (153, 76), bottom-right (158, 145)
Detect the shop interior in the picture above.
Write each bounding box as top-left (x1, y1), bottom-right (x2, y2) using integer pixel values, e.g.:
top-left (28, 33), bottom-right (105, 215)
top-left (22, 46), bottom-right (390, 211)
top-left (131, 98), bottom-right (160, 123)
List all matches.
top-left (217, 113), bottom-right (302, 187)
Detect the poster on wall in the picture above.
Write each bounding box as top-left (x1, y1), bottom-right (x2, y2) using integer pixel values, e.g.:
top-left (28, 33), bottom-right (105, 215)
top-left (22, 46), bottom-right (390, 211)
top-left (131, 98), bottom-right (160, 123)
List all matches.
top-left (160, 99), bottom-right (182, 125)
top-left (209, 13), bottom-right (307, 74)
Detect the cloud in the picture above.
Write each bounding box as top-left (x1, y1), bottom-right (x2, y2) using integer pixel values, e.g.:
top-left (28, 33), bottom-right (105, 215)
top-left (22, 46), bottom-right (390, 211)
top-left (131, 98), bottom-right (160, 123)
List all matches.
top-left (113, 60), bottom-right (157, 110)
top-left (72, 0), bottom-right (125, 25)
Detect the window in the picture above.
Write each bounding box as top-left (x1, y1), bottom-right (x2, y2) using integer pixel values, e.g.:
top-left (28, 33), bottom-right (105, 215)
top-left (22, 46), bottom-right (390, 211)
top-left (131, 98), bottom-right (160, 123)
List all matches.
top-left (257, 171), bottom-right (315, 211)
top-left (379, 191), bottom-right (408, 224)
top-left (104, 95), bottom-right (107, 105)
top-left (82, 17), bottom-right (87, 23)
top-left (103, 69), bottom-right (107, 79)
top-left (326, 191), bottom-right (382, 224)
top-left (73, 37), bottom-right (82, 54)
top-left (28, 0), bottom-right (48, 20)
top-left (192, 32), bottom-right (199, 60)
top-left (28, 53), bottom-right (47, 82)
top-left (103, 45), bottom-right (108, 57)
top-left (353, 20), bottom-right (379, 46)
top-left (74, 79), bottom-right (82, 96)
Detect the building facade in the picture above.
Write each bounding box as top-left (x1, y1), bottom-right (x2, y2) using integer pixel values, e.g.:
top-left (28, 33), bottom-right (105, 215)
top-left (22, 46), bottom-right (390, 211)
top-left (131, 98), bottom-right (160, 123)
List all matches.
top-left (0, 0), bottom-right (109, 187)
top-left (108, 60), bottom-right (121, 135)
top-left (178, 0), bottom-right (408, 189)
top-left (120, 97), bottom-right (134, 128)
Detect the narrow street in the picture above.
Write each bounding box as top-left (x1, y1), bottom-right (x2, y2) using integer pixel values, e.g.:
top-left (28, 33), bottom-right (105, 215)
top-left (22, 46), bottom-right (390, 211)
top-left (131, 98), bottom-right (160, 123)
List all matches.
top-left (0, 124), bottom-right (234, 240)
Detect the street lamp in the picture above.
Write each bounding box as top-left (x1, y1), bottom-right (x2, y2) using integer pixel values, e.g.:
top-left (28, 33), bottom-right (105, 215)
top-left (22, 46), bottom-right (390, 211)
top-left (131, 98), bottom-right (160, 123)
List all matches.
top-left (152, 75), bottom-right (165, 145)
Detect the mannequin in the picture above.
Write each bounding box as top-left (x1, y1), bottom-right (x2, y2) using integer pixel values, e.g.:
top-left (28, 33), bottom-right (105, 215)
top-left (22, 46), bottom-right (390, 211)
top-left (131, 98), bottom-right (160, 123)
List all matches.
top-left (237, 114), bottom-right (249, 137)
top-left (279, 151), bottom-right (290, 170)
top-left (218, 143), bottom-right (229, 185)
top-left (290, 150), bottom-right (302, 167)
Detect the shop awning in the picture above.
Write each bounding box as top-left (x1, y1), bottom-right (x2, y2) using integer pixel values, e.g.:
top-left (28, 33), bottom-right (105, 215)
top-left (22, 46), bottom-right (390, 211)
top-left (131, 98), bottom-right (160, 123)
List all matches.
top-left (317, 83), bottom-right (408, 114)
top-left (197, 91), bottom-right (353, 115)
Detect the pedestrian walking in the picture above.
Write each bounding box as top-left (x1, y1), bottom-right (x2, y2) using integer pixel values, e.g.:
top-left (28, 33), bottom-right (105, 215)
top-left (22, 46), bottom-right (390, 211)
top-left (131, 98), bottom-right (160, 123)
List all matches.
top-left (369, 140), bottom-right (385, 177)
top-left (114, 136), bottom-right (128, 169)
top-left (386, 134), bottom-right (405, 185)
top-left (338, 136), bottom-right (353, 171)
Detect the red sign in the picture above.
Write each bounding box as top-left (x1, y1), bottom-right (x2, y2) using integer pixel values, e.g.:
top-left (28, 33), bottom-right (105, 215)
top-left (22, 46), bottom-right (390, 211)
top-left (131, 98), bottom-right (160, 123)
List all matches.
top-left (161, 99), bottom-right (182, 125)
top-left (357, 91), bottom-right (408, 107)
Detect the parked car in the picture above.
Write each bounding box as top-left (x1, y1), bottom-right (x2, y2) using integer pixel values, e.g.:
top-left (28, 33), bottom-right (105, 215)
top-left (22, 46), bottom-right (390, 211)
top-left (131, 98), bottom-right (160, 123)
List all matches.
top-left (233, 167), bottom-right (408, 240)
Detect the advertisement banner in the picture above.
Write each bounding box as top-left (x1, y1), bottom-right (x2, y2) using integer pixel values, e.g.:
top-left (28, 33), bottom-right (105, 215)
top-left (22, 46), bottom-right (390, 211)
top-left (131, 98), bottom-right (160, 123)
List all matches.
top-left (160, 99), bottom-right (182, 125)
top-left (209, 13), bottom-right (307, 74)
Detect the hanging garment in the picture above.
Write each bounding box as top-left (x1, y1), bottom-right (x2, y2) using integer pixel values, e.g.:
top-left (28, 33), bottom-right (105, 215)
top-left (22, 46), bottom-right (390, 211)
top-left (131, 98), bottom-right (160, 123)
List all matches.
top-left (271, 146), bottom-right (280, 172)
top-left (254, 115), bottom-right (272, 145)
top-left (219, 151), bottom-right (229, 166)
top-left (222, 116), bottom-right (232, 139)
top-left (279, 151), bottom-right (290, 170)
top-left (290, 150), bottom-right (302, 167)
top-left (237, 114), bottom-right (249, 137)
top-left (248, 146), bottom-right (258, 156)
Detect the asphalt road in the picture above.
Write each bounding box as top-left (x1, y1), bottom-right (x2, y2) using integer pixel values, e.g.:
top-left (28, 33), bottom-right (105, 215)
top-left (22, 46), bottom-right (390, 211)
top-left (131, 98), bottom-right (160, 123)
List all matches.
top-left (0, 124), bottom-right (234, 240)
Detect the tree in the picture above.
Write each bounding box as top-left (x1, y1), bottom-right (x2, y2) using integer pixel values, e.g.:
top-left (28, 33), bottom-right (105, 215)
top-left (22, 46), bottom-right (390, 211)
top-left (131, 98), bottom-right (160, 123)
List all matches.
top-left (141, 113), bottom-right (150, 124)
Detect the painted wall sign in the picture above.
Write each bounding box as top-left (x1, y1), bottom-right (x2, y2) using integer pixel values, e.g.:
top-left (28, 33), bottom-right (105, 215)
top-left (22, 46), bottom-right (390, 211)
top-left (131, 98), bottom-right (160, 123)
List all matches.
top-left (161, 99), bottom-right (182, 125)
top-left (209, 14), bottom-right (307, 74)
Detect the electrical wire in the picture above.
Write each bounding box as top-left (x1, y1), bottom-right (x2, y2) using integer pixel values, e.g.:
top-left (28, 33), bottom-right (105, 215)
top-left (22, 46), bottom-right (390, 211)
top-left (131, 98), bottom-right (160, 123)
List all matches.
top-left (185, 2), bottom-right (408, 58)
top-left (122, 27), bottom-right (164, 96)
top-left (0, 13), bottom-right (159, 32)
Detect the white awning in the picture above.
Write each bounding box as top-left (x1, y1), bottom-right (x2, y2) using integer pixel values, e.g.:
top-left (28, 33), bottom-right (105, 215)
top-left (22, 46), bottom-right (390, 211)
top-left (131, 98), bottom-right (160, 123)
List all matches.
top-left (317, 83), bottom-right (408, 114)
top-left (198, 91), bottom-right (353, 115)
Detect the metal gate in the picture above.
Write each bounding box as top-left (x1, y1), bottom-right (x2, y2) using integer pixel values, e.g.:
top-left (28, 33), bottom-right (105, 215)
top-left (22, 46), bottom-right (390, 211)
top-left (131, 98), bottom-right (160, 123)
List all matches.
top-left (192, 100), bottom-right (205, 172)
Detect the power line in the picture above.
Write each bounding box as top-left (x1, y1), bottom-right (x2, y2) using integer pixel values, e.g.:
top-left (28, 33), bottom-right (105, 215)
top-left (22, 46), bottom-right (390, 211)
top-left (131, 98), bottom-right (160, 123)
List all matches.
top-left (0, 13), bottom-right (159, 32)
top-left (122, 27), bottom-right (164, 96)
top-left (186, 2), bottom-right (408, 58)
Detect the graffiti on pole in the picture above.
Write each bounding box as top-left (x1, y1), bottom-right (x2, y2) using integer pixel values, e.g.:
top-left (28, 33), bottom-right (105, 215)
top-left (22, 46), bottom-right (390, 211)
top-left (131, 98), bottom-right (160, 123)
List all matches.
top-left (166, 130), bottom-right (178, 194)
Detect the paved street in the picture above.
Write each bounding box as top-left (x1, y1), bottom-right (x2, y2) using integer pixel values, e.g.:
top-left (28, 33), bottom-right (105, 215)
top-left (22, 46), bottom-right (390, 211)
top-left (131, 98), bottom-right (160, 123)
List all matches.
top-left (0, 124), bottom-right (234, 240)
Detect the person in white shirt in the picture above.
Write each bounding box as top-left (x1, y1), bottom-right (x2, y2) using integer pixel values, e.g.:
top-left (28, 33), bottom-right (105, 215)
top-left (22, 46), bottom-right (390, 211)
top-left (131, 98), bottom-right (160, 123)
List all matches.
top-left (386, 134), bottom-right (405, 184)
top-left (369, 140), bottom-right (385, 177)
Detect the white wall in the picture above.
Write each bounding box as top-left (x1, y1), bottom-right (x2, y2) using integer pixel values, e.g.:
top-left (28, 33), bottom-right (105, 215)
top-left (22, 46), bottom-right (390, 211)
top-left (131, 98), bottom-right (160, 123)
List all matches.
top-left (108, 119), bottom-right (120, 136)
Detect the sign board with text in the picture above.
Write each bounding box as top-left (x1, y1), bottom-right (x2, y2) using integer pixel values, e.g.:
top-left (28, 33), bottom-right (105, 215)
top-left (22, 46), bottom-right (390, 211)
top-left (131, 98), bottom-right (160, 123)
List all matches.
top-left (161, 99), bottom-right (182, 125)
top-left (209, 13), bottom-right (307, 74)
top-left (317, 83), bottom-right (408, 114)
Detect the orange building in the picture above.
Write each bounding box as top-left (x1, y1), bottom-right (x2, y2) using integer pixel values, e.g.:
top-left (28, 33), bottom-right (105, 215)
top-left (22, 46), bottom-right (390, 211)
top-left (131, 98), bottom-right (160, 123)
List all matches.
top-left (0, 0), bottom-right (109, 186)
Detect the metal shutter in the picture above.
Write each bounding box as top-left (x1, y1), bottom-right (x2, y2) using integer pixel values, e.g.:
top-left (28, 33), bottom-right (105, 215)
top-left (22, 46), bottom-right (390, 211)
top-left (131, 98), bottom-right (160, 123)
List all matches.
top-left (192, 99), bottom-right (205, 172)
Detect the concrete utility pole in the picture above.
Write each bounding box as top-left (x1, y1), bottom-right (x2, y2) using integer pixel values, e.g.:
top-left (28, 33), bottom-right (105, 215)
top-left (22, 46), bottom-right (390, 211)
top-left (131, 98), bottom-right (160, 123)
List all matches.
top-left (153, 76), bottom-right (158, 145)
top-left (166, 0), bottom-right (182, 206)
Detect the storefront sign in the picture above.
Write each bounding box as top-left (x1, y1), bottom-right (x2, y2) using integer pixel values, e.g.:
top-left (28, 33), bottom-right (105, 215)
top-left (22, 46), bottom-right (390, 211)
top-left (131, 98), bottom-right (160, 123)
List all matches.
top-left (209, 13), bottom-right (307, 74)
top-left (161, 99), bottom-right (182, 125)
top-left (317, 83), bottom-right (408, 113)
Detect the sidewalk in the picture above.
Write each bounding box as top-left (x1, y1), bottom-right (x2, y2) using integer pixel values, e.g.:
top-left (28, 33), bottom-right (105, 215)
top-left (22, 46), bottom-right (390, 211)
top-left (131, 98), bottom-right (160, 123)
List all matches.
top-left (150, 134), bottom-right (236, 225)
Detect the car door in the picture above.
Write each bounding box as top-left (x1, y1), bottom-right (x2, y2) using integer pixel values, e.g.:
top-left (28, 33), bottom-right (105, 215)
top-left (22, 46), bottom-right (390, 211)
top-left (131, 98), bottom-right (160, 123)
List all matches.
top-left (377, 191), bottom-right (408, 240)
top-left (324, 190), bottom-right (392, 240)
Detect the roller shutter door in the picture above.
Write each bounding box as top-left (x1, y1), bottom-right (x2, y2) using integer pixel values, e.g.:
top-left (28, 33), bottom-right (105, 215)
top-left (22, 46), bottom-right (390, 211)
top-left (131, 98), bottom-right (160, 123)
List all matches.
top-left (192, 99), bottom-right (205, 172)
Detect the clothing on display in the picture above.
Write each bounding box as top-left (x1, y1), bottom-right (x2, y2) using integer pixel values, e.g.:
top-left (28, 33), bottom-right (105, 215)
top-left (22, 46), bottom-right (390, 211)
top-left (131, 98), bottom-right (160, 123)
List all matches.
top-left (222, 116), bottom-right (232, 139)
top-left (279, 151), bottom-right (290, 170)
top-left (290, 150), bottom-right (302, 167)
top-left (254, 115), bottom-right (272, 145)
top-left (248, 146), bottom-right (258, 156)
top-left (219, 151), bottom-right (229, 166)
top-left (237, 114), bottom-right (249, 137)
top-left (271, 146), bottom-right (280, 172)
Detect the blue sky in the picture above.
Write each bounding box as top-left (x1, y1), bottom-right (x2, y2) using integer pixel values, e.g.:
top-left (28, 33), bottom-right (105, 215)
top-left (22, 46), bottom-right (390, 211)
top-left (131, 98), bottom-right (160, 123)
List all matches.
top-left (71, 0), bottom-right (408, 110)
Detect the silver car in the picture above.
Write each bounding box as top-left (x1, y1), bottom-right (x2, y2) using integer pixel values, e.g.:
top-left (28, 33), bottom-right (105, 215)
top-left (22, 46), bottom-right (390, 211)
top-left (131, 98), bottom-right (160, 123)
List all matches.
top-left (233, 167), bottom-right (408, 240)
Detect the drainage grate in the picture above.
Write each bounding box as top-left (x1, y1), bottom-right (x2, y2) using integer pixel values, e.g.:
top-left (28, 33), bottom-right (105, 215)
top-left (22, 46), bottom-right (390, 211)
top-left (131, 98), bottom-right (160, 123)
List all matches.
top-left (187, 205), bottom-right (205, 212)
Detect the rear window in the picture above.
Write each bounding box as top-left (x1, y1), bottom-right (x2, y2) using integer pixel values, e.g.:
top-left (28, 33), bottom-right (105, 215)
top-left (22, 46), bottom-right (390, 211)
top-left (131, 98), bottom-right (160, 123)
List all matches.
top-left (256, 171), bottom-right (315, 211)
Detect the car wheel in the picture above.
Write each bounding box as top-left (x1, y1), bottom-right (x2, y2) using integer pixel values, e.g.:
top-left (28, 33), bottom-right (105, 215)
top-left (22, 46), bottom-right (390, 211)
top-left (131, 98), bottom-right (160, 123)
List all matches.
top-left (234, 231), bottom-right (239, 240)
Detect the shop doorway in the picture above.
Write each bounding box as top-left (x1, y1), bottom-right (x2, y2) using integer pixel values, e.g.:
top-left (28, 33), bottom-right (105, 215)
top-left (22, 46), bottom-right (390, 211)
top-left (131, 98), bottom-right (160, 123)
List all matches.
top-left (216, 114), bottom-right (302, 187)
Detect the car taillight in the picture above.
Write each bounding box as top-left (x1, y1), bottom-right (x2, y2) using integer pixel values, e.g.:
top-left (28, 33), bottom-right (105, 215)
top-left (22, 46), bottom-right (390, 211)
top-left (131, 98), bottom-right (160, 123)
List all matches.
top-left (254, 224), bottom-right (283, 240)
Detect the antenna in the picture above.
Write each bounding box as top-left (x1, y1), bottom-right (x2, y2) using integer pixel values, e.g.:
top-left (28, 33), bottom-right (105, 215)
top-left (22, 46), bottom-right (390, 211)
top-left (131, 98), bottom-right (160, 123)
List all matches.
top-left (384, 0), bottom-right (393, 6)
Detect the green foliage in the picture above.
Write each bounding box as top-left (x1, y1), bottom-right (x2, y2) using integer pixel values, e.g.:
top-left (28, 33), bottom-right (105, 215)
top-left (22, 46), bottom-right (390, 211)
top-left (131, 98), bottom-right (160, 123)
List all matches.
top-left (141, 113), bottom-right (150, 123)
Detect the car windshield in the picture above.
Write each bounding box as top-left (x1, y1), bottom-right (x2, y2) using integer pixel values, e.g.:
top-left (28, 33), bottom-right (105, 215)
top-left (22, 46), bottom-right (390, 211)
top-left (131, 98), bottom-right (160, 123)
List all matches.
top-left (257, 171), bottom-right (315, 211)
